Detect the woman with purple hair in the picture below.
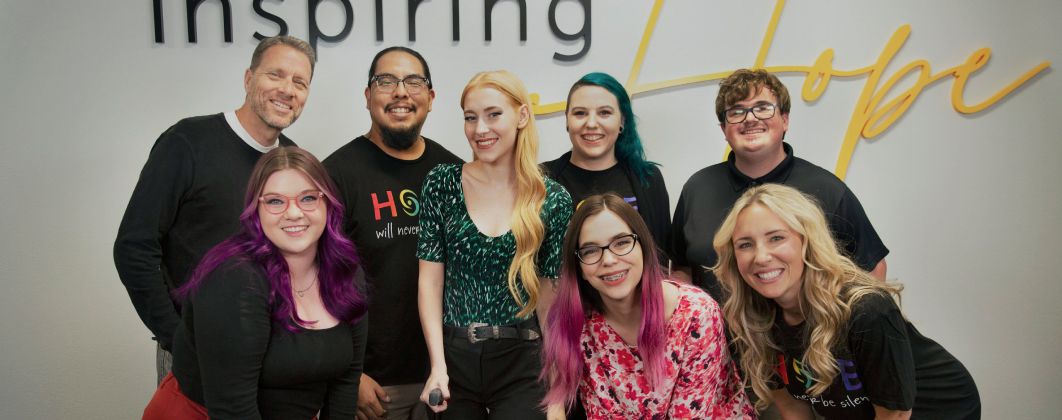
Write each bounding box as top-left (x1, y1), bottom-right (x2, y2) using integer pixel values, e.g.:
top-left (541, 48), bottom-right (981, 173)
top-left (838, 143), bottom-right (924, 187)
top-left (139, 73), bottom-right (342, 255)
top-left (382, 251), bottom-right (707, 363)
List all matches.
top-left (540, 193), bottom-right (754, 420)
top-left (143, 146), bottom-right (370, 419)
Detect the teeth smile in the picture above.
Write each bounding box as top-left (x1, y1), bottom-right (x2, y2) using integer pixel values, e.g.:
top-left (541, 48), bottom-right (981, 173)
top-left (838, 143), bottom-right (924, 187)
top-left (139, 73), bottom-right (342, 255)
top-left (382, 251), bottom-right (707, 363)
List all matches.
top-left (757, 269), bottom-right (782, 280)
top-left (476, 139), bottom-right (497, 147)
top-left (582, 135), bottom-right (604, 141)
top-left (602, 271), bottom-right (627, 282)
top-left (389, 107), bottom-right (411, 114)
top-left (272, 100), bottom-right (291, 110)
top-left (742, 129), bottom-right (765, 135)
top-left (282, 226), bottom-right (308, 232)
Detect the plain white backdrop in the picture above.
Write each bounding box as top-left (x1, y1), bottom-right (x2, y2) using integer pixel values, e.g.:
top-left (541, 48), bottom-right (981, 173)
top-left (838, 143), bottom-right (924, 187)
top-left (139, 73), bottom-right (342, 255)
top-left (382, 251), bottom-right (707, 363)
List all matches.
top-left (1, 0), bottom-right (1059, 418)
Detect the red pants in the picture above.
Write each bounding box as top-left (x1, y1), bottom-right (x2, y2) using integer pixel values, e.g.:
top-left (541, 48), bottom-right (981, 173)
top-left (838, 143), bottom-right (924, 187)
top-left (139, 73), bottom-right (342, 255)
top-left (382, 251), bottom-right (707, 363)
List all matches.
top-left (142, 373), bottom-right (208, 420)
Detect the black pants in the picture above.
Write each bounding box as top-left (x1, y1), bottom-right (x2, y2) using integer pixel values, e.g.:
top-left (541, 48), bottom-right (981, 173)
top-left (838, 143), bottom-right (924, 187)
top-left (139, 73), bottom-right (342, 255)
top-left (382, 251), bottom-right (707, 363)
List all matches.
top-left (441, 321), bottom-right (546, 420)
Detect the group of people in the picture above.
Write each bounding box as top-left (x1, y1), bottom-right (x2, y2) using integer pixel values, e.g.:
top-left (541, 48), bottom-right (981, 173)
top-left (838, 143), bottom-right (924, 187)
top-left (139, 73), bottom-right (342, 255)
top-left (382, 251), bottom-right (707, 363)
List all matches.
top-left (116, 36), bottom-right (981, 420)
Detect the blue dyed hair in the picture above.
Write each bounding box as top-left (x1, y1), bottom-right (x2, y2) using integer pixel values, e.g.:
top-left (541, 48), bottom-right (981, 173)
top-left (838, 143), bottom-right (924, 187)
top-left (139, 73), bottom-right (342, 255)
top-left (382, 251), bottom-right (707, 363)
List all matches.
top-left (566, 72), bottom-right (660, 186)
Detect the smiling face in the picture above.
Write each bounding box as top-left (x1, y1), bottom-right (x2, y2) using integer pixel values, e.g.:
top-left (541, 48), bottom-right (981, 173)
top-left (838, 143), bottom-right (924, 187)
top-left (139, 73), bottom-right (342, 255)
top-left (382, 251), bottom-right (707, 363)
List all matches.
top-left (463, 86), bottom-right (528, 164)
top-left (258, 168), bottom-right (327, 261)
top-left (245, 44), bottom-right (312, 132)
top-left (721, 86), bottom-right (789, 164)
top-left (732, 203), bottom-right (805, 309)
top-left (365, 51), bottom-right (435, 150)
top-left (567, 85), bottom-right (623, 168)
top-left (578, 209), bottom-right (645, 312)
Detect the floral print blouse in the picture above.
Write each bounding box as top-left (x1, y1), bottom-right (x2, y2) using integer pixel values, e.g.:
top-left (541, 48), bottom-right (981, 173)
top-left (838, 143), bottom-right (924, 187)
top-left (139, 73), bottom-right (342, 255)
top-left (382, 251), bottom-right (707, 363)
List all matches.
top-left (580, 281), bottom-right (756, 419)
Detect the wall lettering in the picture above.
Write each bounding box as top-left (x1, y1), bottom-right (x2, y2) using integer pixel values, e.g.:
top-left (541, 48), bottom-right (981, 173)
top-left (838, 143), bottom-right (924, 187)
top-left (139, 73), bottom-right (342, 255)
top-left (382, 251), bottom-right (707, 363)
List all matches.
top-left (151, 0), bottom-right (591, 61)
top-left (529, 0), bottom-right (1051, 179)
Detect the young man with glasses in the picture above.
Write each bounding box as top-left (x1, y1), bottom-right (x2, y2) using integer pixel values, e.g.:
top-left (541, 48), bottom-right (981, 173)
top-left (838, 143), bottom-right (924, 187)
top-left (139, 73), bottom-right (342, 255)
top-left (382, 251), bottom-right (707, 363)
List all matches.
top-left (668, 69), bottom-right (889, 303)
top-left (114, 36), bottom-right (313, 386)
top-left (322, 47), bottom-right (462, 420)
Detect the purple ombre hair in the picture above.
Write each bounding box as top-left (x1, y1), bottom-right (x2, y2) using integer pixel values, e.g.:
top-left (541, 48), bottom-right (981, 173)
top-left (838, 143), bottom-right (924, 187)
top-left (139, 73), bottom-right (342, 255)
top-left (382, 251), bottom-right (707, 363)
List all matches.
top-left (540, 194), bottom-right (669, 409)
top-left (174, 146), bottom-right (369, 332)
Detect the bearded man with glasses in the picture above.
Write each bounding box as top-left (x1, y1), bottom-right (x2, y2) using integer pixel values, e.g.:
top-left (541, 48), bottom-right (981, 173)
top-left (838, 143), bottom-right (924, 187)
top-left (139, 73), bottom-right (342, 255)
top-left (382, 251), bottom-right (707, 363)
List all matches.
top-left (666, 67), bottom-right (891, 420)
top-left (322, 46), bottom-right (463, 420)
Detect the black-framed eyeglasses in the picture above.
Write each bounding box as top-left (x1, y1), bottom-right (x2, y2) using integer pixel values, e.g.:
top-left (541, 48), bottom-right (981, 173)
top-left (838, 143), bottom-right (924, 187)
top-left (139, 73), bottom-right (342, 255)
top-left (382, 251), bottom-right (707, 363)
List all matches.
top-left (724, 103), bottom-right (778, 124)
top-left (258, 191), bottom-right (324, 214)
top-left (370, 75), bottom-right (430, 94)
top-left (575, 234), bottom-right (639, 265)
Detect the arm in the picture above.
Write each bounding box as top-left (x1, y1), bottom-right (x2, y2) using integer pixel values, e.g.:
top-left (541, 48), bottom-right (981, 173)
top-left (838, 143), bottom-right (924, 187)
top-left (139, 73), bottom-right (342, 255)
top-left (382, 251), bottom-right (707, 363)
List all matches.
top-left (669, 295), bottom-right (755, 419)
top-left (873, 404), bottom-right (912, 420)
top-left (772, 389), bottom-right (815, 420)
top-left (546, 403), bottom-right (566, 420)
top-left (870, 259), bottom-right (887, 282)
top-left (113, 132), bottom-right (194, 351)
top-left (830, 188), bottom-right (889, 279)
top-left (849, 294), bottom-right (917, 414)
top-left (418, 260), bottom-right (449, 413)
top-left (671, 265), bottom-right (693, 283)
top-left (321, 316), bottom-right (369, 420)
top-left (355, 374), bottom-right (388, 420)
top-left (536, 277), bottom-right (557, 343)
top-left (193, 263), bottom-right (271, 419)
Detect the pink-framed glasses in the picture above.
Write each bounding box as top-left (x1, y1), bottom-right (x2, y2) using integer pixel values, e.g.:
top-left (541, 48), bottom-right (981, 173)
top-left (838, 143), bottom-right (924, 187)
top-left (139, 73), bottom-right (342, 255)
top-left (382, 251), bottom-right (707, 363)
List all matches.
top-left (258, 191), bottom-right (325, 214)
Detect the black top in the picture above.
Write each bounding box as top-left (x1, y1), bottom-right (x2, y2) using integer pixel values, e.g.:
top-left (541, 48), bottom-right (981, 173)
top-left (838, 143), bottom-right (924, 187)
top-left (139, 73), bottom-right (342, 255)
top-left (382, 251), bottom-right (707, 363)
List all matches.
top-left (114, 113), bottom-right (296, 351)
top-left (774, 293), bottom-right (981, 419)
top-left (667, 142), bottom-right (888, 302)
top-left (541, 151), bottom-right (671, 258)
top-left (322, 136), bottom-right (463, 386)
top-left (171, 258), bottom-right (368, 420)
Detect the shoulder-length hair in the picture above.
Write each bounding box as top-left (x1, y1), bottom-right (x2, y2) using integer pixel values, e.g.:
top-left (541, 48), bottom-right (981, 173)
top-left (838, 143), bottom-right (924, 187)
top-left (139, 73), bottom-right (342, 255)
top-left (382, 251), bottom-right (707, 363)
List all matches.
top-left (461, 70), bottom-right (547, 318)
top-left (711, 183), bottom-right (901, 409)
top-left (174, 146), bottom-right (369, 332)
top-left (566, 72), bottom-right (659, 186)
top-left (540, 193), bottom-right (668, 409)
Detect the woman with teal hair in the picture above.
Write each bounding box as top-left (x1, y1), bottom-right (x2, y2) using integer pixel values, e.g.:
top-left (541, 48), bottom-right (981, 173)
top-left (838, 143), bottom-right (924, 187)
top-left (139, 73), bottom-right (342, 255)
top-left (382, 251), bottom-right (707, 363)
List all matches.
top-left (542, 72), bottom-right (671, 257)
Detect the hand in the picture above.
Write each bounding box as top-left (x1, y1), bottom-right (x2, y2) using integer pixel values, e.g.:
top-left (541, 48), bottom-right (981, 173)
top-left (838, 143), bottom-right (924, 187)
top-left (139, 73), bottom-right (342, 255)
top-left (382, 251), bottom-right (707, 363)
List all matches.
top-left (420, 368), bottom-right (450, 413)
top-left (546, 403), bottom-right (566, 420)
top-left (356, 374), bottom-right (389, 420)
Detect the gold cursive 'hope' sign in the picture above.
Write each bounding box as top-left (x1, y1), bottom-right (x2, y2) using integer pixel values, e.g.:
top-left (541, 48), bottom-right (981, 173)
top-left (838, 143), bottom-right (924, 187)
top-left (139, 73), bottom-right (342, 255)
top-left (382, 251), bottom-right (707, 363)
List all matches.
top-left (529, 0), bottom-right (1051, 180)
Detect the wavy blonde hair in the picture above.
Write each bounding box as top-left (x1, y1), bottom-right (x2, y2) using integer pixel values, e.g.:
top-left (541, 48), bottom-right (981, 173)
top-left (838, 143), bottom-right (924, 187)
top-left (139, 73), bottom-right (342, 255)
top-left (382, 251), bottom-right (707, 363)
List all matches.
top-left (461, 70), bottom-right (547, 318)
top-left (711, 184), bottom-right (902, 410)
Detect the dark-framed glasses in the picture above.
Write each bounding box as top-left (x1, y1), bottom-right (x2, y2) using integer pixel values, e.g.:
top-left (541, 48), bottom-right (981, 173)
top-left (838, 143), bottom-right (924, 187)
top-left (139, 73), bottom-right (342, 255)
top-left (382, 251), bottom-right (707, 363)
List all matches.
top-left (724, 102), bottom-right (778, 124)
top-left (576, 234), bottom-right (639, 265)
top-left (258, 191), bottom-right (325, 214)
top-left (371, 75), bottom-right (430, 94)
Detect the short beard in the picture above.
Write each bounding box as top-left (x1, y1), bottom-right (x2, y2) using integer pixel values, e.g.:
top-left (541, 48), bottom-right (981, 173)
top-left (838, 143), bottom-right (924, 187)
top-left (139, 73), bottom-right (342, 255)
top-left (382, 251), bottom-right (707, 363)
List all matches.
top-left (379, 123), bottom-right (421, 151)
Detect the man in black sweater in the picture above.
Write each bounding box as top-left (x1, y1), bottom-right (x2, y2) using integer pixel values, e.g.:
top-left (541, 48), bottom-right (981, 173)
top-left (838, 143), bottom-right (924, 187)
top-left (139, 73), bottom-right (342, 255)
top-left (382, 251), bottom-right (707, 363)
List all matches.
top-left (114, 36), bottom-right (315, 385)
top-left (668, 69), bottom-right (889, 301)
top-left (323, 47), bottom-right (462, 420)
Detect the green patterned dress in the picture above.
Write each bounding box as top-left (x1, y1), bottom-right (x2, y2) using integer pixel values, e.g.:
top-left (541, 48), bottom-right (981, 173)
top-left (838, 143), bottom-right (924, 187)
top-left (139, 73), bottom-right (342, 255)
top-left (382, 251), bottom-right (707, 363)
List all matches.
top-left (417, 163), bottom-right (572, 327)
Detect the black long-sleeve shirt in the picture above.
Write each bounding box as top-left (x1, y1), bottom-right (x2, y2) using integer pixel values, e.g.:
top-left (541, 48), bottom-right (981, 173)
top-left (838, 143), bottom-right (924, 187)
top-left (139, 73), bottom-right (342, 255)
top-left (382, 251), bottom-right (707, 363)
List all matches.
top-left (171, 258), bottom-right (367, 419)
top-left (113, 113), bottom-right (294, 350)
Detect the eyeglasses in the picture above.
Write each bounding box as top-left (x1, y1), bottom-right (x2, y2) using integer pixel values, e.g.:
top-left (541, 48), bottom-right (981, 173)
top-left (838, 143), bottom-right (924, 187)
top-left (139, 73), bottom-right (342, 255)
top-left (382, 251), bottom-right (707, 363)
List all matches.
top-left (258, 191), bottom-right (325, 214)
top-left (724, 103), bottom-right (778, 124)
top-left (576, 234), bottom-right (639, 265)
top-left (370, 75), bottom-right (430, 94)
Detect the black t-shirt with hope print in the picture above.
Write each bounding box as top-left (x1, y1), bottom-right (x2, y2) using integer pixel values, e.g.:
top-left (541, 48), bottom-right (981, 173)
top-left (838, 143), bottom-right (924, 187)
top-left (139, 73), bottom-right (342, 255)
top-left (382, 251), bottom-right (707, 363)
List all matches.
top-left (773, 292), bottom-right (981, 420)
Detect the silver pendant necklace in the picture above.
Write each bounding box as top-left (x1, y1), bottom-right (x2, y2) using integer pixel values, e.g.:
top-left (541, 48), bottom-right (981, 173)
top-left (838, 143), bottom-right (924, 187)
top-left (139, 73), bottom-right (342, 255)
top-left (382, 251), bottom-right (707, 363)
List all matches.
top-left (295, 273), bottom-right (317, 297)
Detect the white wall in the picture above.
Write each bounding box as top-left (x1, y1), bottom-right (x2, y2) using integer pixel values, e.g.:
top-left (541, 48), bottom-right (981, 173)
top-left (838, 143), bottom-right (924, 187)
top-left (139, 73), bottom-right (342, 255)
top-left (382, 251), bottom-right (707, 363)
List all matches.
top-left (1, 0), bottom-right (1058, 418)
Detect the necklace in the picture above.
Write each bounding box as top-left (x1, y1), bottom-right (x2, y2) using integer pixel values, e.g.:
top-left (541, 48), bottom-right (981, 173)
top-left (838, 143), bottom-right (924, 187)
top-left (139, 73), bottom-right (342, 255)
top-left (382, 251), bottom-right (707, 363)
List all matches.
top-left (294, 273), bottom-right (317, 297)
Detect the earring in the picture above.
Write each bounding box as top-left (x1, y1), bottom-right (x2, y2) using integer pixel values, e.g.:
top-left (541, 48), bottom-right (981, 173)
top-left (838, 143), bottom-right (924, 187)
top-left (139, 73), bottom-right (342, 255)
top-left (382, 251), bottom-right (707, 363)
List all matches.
top-left (619, 126), bottom-right (624, 133)
top-left (565, 126), bottom-right (569, 132)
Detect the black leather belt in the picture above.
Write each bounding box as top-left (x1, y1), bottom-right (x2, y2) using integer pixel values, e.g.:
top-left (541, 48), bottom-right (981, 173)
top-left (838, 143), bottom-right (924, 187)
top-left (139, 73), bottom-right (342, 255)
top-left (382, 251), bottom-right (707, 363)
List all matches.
top-left (445, 319), bottom-right (541, 343)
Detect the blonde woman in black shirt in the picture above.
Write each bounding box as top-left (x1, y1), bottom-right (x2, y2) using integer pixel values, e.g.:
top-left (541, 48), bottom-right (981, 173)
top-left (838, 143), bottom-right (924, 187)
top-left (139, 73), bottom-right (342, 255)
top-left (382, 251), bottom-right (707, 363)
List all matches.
top-left (712, 184), bottom-right (980, 420)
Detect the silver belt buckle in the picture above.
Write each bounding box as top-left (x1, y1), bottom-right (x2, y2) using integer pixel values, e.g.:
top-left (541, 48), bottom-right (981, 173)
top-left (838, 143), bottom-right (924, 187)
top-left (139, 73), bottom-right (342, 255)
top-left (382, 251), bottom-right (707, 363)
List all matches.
top-left (467, 322), bottom-right (488, 343)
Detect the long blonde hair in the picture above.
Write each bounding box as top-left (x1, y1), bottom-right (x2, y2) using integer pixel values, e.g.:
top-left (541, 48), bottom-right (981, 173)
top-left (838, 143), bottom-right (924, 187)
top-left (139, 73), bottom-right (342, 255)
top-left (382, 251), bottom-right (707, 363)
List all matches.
top-left (711, 184), bottom-right (903, 409)
top-left (461, 70), bottom-right (547, 317)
